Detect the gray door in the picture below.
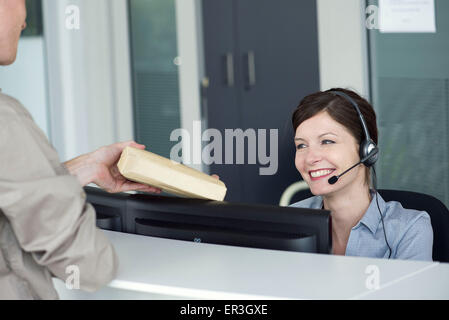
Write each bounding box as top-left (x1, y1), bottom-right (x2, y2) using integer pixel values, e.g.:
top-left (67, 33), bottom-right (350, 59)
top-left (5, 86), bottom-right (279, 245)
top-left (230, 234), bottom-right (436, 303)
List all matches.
top-left (203, 0), bottom-right (320, 205)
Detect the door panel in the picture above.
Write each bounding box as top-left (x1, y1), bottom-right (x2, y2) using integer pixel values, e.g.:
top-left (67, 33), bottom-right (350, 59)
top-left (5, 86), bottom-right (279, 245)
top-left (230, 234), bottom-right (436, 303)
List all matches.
top-left (202, 0), bottom-right (320, 204)
top-left (202, 0), bottom-right (243, 202)
top-left (236, 0), bottom-right (320, 204)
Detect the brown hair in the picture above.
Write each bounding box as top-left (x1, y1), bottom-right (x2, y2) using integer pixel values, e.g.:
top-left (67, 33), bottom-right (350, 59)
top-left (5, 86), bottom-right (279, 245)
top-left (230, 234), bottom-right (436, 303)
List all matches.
top-left (291, 88), bottom-right (378, 186)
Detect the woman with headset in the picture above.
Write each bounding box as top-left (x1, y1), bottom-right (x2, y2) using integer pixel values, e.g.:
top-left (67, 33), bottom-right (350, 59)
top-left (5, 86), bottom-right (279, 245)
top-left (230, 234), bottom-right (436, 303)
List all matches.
top-left (289, 88), bottom-right (433, 260)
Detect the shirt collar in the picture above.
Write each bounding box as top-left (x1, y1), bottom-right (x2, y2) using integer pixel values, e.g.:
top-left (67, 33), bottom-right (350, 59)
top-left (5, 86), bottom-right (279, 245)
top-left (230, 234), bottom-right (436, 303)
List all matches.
top-left (305, 190), bottom-right (387, 234)
top-left (354, 190), bottom-right (387, 234)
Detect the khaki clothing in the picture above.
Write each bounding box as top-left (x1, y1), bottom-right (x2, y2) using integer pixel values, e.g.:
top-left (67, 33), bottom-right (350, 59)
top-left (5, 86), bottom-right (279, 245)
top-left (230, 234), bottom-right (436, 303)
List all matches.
top-left (0, 92), bottom-right (118, 299)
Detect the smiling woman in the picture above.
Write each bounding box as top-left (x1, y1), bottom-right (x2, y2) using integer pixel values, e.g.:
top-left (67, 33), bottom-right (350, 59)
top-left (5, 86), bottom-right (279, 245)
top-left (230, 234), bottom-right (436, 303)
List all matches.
top-left (295, 113), bottom-right (361, 194)
top-left (292, 88), bottom-right (378, 190)
top-left (289, 88), bottom-right (433, 261)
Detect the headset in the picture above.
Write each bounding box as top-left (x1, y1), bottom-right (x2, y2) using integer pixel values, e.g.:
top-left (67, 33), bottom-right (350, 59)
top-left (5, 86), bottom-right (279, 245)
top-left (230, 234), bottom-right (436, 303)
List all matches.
top-left (328, 90), bottom-right (392, 259)
top-left (329, 90), bottom-right (379, 167)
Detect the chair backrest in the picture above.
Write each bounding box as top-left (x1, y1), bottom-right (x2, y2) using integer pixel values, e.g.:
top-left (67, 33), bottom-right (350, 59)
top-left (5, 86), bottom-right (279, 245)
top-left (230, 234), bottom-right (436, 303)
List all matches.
top-left (378, 189), bottom-right (449, 263)
top-left (279, 181), bottom-right (310, 206)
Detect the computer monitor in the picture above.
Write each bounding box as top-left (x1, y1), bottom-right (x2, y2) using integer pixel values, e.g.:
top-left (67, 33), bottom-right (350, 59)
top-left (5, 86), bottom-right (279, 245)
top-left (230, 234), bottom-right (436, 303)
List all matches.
top-left (85, 186), bottom-right (331, 254)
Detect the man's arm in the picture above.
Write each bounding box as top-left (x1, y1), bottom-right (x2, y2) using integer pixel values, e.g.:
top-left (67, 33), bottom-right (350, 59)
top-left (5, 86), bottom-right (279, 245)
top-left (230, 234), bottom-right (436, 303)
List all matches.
top-left (63, 141), bottom-right (161, 194)
top-left (0, 94), bottom-right (117, 291)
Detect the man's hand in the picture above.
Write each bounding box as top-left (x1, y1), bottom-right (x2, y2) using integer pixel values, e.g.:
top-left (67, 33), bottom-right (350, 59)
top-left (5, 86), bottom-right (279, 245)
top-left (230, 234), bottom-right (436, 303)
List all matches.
top-left (64, 141), bottom-right (162, 193)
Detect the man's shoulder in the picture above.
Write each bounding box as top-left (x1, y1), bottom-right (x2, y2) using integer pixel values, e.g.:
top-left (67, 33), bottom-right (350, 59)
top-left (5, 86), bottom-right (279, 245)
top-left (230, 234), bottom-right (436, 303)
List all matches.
top-left (0, 92), bottom-right (30, 118)
top-left (0, 91), bottom-right (21, 107)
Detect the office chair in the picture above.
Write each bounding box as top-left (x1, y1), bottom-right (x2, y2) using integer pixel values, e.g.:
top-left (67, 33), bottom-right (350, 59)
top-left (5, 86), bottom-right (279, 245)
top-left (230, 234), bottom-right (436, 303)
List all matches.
top-left (378, 189), bottom-right (449, 263)
top-left (279, 180), bottom-right (309, 206)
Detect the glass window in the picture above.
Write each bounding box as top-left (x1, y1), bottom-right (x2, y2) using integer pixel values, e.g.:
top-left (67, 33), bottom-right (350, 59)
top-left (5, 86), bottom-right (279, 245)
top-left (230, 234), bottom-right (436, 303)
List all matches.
top-left (128, 0), bottom-right (181, 158)
top-left (367, 0), bottom-right (449, 207)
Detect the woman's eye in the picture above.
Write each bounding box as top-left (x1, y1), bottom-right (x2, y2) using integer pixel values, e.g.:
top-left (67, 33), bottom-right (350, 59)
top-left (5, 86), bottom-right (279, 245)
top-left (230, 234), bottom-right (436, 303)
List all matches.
top-left (322, 139), bottom-right (335, 145)
top-left (296, 143), bottom-right (306, 150)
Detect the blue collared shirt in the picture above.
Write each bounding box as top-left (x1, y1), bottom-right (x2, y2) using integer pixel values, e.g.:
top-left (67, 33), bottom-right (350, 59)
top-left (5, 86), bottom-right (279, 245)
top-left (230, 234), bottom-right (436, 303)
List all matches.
top-left (290, 191), bottom-right (433, 261)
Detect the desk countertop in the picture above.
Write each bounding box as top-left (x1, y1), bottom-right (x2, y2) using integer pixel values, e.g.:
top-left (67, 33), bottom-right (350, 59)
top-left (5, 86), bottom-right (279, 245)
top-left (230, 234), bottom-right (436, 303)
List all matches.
top-left (54, 230), bottom-right (449, 299)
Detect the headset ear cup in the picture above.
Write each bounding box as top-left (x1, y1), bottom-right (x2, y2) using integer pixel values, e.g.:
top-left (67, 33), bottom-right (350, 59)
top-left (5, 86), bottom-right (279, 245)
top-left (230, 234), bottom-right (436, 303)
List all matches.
top-left (360, 140), bottom-right (378, 167)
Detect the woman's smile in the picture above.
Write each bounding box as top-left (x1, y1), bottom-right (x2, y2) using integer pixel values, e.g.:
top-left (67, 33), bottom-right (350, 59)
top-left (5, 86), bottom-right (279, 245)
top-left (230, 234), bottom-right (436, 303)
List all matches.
top-left (308, 168), bottom-right (336, 181)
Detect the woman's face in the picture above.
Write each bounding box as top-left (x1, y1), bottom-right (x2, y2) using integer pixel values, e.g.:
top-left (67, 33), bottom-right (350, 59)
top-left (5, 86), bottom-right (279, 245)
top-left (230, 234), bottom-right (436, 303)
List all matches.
top-left (294, 111), bottom-right (365, 197)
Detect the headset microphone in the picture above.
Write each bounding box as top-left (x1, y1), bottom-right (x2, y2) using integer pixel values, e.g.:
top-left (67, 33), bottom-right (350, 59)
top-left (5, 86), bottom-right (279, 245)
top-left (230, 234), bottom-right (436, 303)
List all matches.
top-left (327, 148), bottom-right (378, 185)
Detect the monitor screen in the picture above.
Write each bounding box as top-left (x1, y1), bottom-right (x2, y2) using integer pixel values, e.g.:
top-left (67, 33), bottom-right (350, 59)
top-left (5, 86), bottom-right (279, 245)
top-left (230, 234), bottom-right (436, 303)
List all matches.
top-left (85, 186), bottom-right (331, 254)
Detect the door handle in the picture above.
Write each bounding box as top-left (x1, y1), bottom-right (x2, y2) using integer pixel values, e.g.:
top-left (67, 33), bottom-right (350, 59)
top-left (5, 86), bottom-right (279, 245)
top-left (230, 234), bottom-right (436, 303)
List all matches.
top-left (225, 53), bottom-right (234, 87)
top-left (200, 77), bottom-right (209, 121)
top-left (246, 51), bottom-right (256, 89)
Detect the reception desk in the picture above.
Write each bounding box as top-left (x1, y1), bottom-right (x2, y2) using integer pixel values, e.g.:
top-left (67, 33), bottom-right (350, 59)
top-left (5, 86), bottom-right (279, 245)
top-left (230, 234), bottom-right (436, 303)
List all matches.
top-left (53, 230), bottom-right (449, 300)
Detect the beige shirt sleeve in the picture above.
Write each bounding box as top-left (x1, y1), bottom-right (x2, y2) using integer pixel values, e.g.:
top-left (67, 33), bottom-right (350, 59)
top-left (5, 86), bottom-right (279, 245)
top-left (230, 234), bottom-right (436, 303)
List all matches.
top-left (0, 93), bottom-right (118, 292)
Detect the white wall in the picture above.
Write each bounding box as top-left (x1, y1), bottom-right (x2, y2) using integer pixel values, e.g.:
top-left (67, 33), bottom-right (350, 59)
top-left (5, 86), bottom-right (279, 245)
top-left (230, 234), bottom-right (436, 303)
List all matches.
top-left (175, 0), bottom-right (205, 172)
top-left (316, 0), bottom-right (370, 98)
top-left (43, 0), bottom-right (133, 161)
top-left (0, 37), bottom-right (50, 138)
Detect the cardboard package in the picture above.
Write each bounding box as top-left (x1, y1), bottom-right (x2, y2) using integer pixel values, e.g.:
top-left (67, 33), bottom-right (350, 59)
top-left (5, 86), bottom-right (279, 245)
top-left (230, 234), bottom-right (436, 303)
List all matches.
top-left (117, 146), bottom-right (227, 201)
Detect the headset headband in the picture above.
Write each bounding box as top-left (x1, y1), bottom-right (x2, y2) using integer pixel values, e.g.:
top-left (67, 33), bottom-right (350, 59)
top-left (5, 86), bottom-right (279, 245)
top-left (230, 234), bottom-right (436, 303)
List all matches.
top-left (329, 90), bottom-right (378, 167)
top-left (329, 90), bottom-right (372, 142)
